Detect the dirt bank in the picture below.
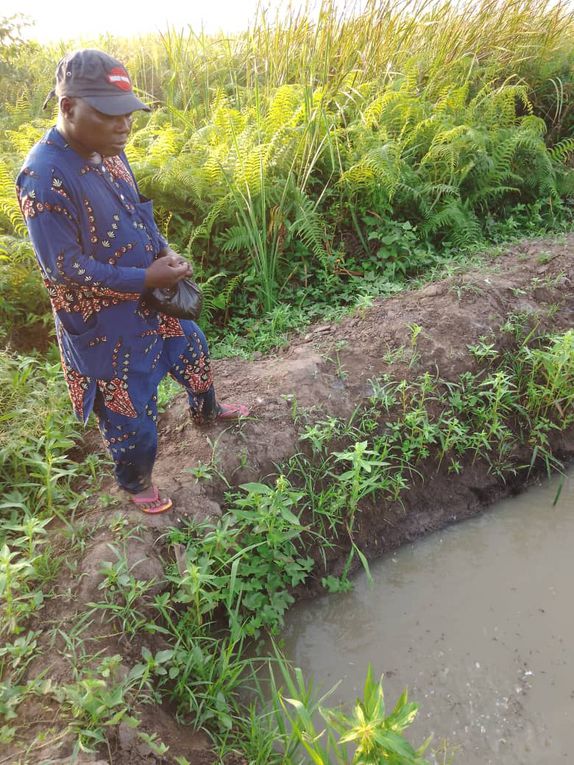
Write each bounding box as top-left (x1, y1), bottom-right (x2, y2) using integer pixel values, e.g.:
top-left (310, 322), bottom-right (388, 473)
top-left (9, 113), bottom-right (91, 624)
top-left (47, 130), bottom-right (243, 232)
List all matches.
top-left (11, 234), bottom-right (574, 764)
top-left (147, 233), bottom-right (574, 549)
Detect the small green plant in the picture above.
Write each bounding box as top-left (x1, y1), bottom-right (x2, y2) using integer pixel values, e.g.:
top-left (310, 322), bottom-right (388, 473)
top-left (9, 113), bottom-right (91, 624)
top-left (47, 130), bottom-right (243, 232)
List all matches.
top-left (184, 462), bottom-right (215, 482)
top-left (54, 655), bottom-right (143, 754)
top-left (271, 661), bottom-right (430, 764)
top-left (137, 730), bottom-right (169, 755)
top-left (408, 323), bottom-right (423, 347)
top-left (321, 574), bottom-right (353, 593)
top-left (355, 293), bottom-right (375, 317)
top-left (300, 416), bottom-right (342, 454)
top-left (0, 543), bottom-right (39, 635)
top-left (85, 547), bottom-right (163, 638)
top-left (326, 340), bottom-right (349, 381)
top-left (467, 338), bottom-right (498, 362)
top-left (0, 631), bottom-right (40, 679)
top-left (332, 441), bottom-right (392, 531)
top-left (170, 476), bottom-right (314, 638)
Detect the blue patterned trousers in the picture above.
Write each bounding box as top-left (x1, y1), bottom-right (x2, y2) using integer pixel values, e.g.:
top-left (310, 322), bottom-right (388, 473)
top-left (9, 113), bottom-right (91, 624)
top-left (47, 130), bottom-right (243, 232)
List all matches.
top-left (94, 326), bottom-right (217, 494)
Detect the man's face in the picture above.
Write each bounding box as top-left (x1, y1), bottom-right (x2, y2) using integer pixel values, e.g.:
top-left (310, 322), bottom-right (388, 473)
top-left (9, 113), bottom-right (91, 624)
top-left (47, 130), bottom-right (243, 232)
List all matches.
top-left (60, 98), bottom-right (133, 158)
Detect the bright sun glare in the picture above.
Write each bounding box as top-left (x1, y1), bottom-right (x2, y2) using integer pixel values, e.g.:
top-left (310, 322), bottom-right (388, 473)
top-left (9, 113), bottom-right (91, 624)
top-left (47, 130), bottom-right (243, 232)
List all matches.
top-left (6, 0), bottom-right (363, 42)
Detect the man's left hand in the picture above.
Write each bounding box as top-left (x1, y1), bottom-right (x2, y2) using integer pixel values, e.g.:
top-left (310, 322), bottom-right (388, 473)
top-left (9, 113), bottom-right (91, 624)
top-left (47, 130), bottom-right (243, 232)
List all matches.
top-left (158, 246), bottom-right (193, 277)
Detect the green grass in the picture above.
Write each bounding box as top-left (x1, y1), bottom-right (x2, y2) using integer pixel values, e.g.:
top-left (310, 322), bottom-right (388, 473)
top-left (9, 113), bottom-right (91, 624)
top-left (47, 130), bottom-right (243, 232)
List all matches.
top-left (0, 351), bottom-right (95, 524)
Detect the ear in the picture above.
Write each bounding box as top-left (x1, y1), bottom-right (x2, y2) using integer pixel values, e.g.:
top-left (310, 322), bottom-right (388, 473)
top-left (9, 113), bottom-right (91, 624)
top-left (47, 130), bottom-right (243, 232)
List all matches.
top-left (59, 96), bottom-right (75, 119)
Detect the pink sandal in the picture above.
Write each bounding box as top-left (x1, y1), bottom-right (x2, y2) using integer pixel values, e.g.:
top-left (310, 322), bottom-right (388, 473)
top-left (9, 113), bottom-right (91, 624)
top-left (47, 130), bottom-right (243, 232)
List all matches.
top-left (130, 486), bottom-right (173, 514)
top-left (216, 403), bottom-right (250, 421)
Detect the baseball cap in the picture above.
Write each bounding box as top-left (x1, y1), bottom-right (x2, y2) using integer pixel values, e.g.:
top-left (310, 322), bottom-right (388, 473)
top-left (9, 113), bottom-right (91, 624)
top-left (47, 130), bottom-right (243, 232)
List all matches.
top-left (43, 49), bottom-right (151, 115)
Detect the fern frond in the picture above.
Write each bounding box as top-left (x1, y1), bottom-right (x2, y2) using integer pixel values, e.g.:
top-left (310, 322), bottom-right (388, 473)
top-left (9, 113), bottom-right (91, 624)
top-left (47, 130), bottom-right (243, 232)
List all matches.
top-left (422, 199), bottom-right (479, 242)
top-left (468, 184), bottom-right (520, 205)
top-left (435, 83), bottom-right (470, 115)
top-left (203, 149), bottom-right (230, 187)
top-left (147, 126), bottom-right (184, 164)
top-left (0, 159), bottom-right (26, 237)
top-left (549, 137), bottom-right (574, 163)
top-left (235, 144), bottom-right (267, 197)
top-left (339, 163), bottom-right (376, 188)
top-left (290, 190), bottom-right (331, 266)
top-left (197, 272), bottom-right (243, 322)
top-left (519, 115), bottom-right (547, 137)
top-left (340, 142), bottom-right (403, 200)
top-left (3, 122), bottom-right (48, 157)
top-left (419, 182), bottom-right (459, 204)
top-left (186, 195), bottom-right (232, 252)
top-left (265, 84), bottom-right (303, 135)
top-left (219, 224), bottom-right (253, 253)
top-left (212, 92), bottom-right (247, 142)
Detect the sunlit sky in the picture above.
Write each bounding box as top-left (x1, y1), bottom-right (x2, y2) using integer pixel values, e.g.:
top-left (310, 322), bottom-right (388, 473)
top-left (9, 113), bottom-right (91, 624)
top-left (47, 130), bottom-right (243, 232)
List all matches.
top-left (5, 0), bottom-right (365, 42)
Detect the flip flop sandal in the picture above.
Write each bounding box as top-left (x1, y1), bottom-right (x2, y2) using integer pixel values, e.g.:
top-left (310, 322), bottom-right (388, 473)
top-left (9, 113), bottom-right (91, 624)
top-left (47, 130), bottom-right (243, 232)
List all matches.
top-left (130, 486), bottom-right (173, 514)
top-left (217, 403), bottom-right (251, 421)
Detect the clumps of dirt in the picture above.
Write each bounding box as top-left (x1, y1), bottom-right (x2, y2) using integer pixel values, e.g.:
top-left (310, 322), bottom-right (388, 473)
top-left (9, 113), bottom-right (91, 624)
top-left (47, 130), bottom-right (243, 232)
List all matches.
top-left (11, 235), bottom-right (574, 765)
top-left (78, 534), bottom-right (166, 602)
top-left (5, 320), bottom-right (53, 355)
top-left (110, 707), bottom-right (214, 765)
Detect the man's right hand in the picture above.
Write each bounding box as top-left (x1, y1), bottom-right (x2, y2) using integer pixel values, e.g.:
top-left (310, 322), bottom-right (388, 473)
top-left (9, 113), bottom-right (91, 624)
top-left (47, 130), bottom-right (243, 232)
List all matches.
top-left (144, 255), bottom-right (192, 288)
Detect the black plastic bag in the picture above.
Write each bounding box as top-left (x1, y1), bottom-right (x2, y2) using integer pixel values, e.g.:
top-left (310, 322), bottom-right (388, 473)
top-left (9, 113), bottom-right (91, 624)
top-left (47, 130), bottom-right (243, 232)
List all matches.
top-left (145, 278), bottom-right (203, 321)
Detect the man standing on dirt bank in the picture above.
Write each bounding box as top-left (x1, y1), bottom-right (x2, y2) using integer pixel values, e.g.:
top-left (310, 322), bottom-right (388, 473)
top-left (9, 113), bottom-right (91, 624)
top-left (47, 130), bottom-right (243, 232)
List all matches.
top-left (16, 49), bottom-right (249, 514)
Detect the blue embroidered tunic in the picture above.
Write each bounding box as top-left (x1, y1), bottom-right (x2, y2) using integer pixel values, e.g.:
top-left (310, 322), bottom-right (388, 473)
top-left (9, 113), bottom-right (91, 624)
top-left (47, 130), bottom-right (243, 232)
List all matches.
top-left (17, 127), bottom-right (211, 423)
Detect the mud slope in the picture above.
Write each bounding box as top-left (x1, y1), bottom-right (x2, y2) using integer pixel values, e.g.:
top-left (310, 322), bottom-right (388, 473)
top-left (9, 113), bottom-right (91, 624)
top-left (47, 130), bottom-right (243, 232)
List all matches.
top-left (145, 235), bottom-right (574, 535)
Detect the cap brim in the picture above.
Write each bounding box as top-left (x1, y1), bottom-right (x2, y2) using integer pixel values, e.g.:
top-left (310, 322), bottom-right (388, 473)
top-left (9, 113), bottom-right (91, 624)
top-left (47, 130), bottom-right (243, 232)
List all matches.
top-left (83, 92), bottom-right (151, 115)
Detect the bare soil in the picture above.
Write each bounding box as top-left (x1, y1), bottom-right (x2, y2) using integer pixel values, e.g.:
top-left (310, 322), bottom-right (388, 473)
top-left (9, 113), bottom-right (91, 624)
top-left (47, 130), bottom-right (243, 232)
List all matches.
top-left (10, 234), bottom-right (574, 765)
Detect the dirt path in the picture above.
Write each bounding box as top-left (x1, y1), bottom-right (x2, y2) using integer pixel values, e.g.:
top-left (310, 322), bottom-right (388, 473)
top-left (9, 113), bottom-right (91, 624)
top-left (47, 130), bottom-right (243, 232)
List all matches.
top-left (12, 234), bottom-right (574, 764)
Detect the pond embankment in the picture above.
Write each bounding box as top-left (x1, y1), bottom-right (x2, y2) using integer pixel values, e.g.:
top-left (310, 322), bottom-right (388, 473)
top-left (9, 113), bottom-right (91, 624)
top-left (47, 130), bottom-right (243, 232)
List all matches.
top-left (10, 234), bottom-right (574, 764)
top-left (149, 233), bottom-right (574, 552)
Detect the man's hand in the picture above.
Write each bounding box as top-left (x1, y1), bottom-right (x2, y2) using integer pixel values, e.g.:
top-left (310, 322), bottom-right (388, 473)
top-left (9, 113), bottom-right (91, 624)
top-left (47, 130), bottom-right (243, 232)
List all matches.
top-left (144, 253), bottom-right (192, 289)
top-left (158, 246), bottom-right (193, 273)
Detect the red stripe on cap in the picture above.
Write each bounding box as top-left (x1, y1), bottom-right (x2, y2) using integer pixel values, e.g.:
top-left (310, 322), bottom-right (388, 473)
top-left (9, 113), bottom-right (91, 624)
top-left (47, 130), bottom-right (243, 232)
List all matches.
top-left (106, 67), bottom-right (132, 91)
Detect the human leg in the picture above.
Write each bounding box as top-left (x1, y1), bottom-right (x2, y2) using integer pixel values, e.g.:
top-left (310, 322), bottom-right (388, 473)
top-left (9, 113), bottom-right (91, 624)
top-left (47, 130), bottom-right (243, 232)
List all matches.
top-left (93, 390), bottom-right (171, 512)
top-left (164, 324), bottom-right (219, 423)
top-left (164, 323), bottom-right (250, 424)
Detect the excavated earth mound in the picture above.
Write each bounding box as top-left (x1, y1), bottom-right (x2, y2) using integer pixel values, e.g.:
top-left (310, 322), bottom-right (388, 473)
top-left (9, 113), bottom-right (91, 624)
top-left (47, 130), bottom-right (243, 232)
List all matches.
top-left (142, 234), bottom-right (574, 549)
top-left (11, 235), bottom-right (574, 764)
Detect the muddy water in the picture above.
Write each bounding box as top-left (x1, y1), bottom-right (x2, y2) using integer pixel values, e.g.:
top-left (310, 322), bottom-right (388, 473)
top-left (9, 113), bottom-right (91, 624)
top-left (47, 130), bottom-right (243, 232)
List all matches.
top-left (281, 473), bottom-right (574, 763)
